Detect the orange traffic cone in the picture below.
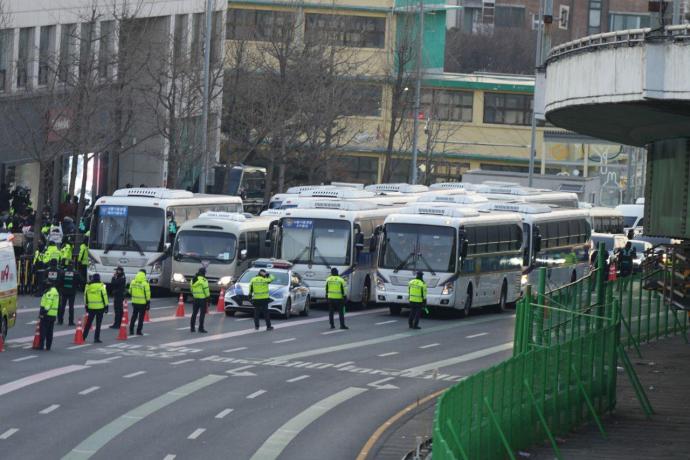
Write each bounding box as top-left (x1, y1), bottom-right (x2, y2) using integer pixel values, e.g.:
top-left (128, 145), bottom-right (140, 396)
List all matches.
top-left (144, 309), bottom-right (151, 322)
top-left (608, 262), bottom-right (617, 281)
top-left (175, 294), bottom-right (185, 317)
top-left (122, 299), bottom-right (129, 323)
top-left (216, 289), bottom-right (225, 312)
top-left (117, 318), bottom-right (128, 340)
top-left (73, 317), bottom-right (85, 345)
top-left (31, 321), bottom-right (41, 350)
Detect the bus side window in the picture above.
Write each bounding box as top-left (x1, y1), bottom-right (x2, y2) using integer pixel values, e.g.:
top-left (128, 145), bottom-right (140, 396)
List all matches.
top-left (238, 233), bottom-right (247, 256)
top-left (258, 231), bottom-right (272, 258)
top-left (246, 232), bottom-right (261, 259)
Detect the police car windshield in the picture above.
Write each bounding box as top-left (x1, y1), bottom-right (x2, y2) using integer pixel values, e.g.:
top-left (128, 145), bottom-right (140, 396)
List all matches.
top-left (238, 269), bottom-right (290, 285)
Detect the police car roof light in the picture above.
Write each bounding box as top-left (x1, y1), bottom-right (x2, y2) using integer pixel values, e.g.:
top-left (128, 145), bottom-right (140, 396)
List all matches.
top-left (252, 258), bottom-right (293, 269)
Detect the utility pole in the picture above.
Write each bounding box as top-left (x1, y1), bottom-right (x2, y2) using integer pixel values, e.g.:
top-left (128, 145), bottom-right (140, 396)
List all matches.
top-left (199, 0), bottom-right (214, 193)
top-left (528, 0), bottom-right (545, 187)
top-left (410, 0), bottom-right (424, 185)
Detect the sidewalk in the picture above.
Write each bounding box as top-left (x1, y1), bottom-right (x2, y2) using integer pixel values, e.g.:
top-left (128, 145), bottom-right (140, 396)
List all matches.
top-left (529, 334), bottom-right (690, 459)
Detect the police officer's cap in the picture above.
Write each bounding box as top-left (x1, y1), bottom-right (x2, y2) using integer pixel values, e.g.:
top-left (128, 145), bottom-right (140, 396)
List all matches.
top-left (331, 268), bottom-right (339, 276)
top-left (116, 266), bottom-right (124, 273)
top-left (91, 273), bottom-right (101, 282)
top-left (198, 267), bottom-right (206, 275)
top-left (139, 269), bottom-right (146, 274)
top-left (416, 271), bottom-right (424, 279)
top-left (258, 268), bottom-right (267, 276)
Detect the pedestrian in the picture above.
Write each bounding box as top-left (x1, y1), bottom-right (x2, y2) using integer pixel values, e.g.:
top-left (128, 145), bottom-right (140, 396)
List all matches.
top-left (83, 274), bottom-right (108, 343)
top-left (58, 260), bottom-right (81, 326)
top-left (128, 269), bottom-right (150, 336)
top-left (77, 238), bottom-right (89, 282)
top-left (190, 267), bottom-right (209, 333)
top-left (249, 268), bottom-right (274, 331)
top-left (408, 271), bottom-right (427, 330)
top-left (325, 268), bottom-right (348, 330)
top-left (617, 241), bottom-right (636, 278)
top-left (109, 266), bottom-right (127, 329)
top-left (38, 280), bottom-right (60, 350)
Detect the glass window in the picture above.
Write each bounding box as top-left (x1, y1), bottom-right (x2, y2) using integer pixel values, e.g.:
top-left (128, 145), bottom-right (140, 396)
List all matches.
top-left (246, 231), bottom-right (261, 258)
top-left (495, 6), bottom-right (525, 28)
top-left (79, 22), bottom-right (95, 78)
top-left (483, 92), bottom-right (533, 126)
top-left (99, 21), bottom-right (114, 78)
top-left (588, 0), bottom-right (602, 34)
top-left (0, 29), bottom-right (11, 92)
top-left (380, 223), bottom-right (456, 273)
top-left (486, 226), bottom-right (499, 253)
top-left (462, 7), bottom-right (482, 33)
top-left (416, 89), bottom-right (473, 122)
top-left (345, 84), bottom-right (383, 117)
top-left (609, 13), bottom-right (650, 31)
top-left (305, 13), bottom-right (386, 49)
top-left (58, 24), bottom-right (75, 83)
top-left (38, 26), bottom-right (55, 85)
top-left (280, 218), bottom-right (351, 266)
top-left (473, 226), bottom-right (488, 254)
top-left (90, 206), bottom-right (165, 253)
top-left (17, 28), bottom-right (32, 88)
top-left (174, 230), bottom-right (237, 264)
top-left (226, 9), bottom-right (297, 42)
top-left (239, 269), bottom-right (290, 285)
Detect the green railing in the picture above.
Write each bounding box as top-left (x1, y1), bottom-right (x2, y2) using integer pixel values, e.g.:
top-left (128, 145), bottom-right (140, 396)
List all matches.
top-left (433, 246), bottom-right (689, 460)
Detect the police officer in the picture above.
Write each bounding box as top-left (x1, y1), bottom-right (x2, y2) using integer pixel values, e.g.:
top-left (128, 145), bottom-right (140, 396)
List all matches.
top-left (129, 269), bottom-right (151, 336)
top-left (43, 241), bottom-right (61, 266)
top-left (83, 274), bottom-right (108, 343)
top-left (32, 242), bottom-right (46, 295)
top-left (38, 280), bottom-right (60, 350)
top-left (190, 268), bottom-right (209, 333)
top-left (45, 258), bottom-right (61, 292)
top-left (58, 260), bottom-right (81, 326)
top-left (617, 241), bottom-right (636, 278)
top-left (77, 238), bottom-right (89, 282)
top-left (249, 269), bottom-right (274, 331)
top-left (60, 237), bottom-right (73, 267)
top-left (325, 268), bottom-right (348, 330)
top-left (109, 266), bottom-right (127, 329)
top-left (408, 271), bottom-right (427, 330)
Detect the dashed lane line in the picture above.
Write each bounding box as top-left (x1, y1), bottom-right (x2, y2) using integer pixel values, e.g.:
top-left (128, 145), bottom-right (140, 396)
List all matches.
top-left (0, 428), bottom-right (19, 440)
top-left (419, 343), bottom-right (440, 349)
top-left (223, 347), bottom-right (247, 353)
top-left (321, 329), bottom-right (344, 335)
top-left (0, 365), bottom-right (89, 397)
top-left (39, 404), bottom-right (60, 414)
top-left (286, 375), bottom-right (310, 383)
top-left (61, 374), bottom-right (226, 460)
top-left (466, 332), bottom-right (488, 339)
top-left (123, 371), bottom-right (147, 379)
top-left (215, 409), bottom-right (233, 419)
top-left (377, 352), bottom-right (399, 357)
top-left (246, 390), bottom-right (266, 399)
top-left (163, 455), bottom-right (176, 460)
top-left (67, 344), bottom-right (91, 350)
top-left (12, 355), bottom-right (38, 362)
top-left (249, 387), bottom-right (368, 460)
top-left (187, 428), bottom-right (206, 440)
top-left (78, 386), bottom-right (100, 396)
top-left (273, 338), bottom-right (296, 344)
top-left (170, 359), bottom-right (195, 366)
top-left (375, 320), bottom-right (397, 325)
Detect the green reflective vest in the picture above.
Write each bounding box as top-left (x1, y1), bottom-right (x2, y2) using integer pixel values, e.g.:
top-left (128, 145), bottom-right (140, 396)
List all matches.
top-left (43, 245), bottom-right (61, 264)
top-left (78, 243), bottom-right (89, 266)
top-left (191, 276), bottom-right (210, 299)
top-left (41, 287), bottom-right (60, 317)
top-left (60, 244), bottom-right (73, 262)
top-left (84, 282), bottom-right (108, 309)
top-left (249, 275), bottom-right (274, 300)
top-left (129, 273), bottom-right (151, 305)
top-left (408, 279), bottom-right (427, 304)
top-left (325, 275), bottom-right (346, 300)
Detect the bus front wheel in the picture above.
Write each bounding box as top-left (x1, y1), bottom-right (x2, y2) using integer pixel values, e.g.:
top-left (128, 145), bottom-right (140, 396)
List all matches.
top-left (495, 281), bottom-right (508, 313)
top-left (462, 286), bottom-right (473, 318)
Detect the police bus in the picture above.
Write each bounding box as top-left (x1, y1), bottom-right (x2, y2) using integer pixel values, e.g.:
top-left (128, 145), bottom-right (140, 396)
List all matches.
top-left (170, 212), bottom-right (274, 296)
top-left (375, 200), bottom-right (524, 316)
top-left (480, 203), bottom-right (592, 289)
top-left (266, 196), bottom-right (419, 306)
top-left (88, 188), bottom-right (243, 290)
top-left (430, 182), bottom-right (580, 209)
top-left (589, 207), bottom-right (625, 234)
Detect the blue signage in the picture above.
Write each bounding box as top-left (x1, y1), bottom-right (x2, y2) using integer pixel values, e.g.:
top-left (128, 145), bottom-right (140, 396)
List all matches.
top-left (99, 205), bottom-right (128, 217)
top-left (283, 219), bottom-right (313, 230)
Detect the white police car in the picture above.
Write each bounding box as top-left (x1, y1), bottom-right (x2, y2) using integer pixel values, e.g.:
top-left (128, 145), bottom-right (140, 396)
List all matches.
top-left (224, 259), bottom-right (310, 318)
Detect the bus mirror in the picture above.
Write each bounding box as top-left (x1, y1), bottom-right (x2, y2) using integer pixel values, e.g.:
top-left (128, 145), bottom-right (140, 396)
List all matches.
top-left (164, 242), bottom-right (172, 255)
top-left (355, 232), bottom-right (364, 250)
top-left (239, 249), bottom-right (248, 260)
top-left (266, 220), bottom-right (279, 247)
top-left (534, 234), bottom-right (542, 253)
top-left (460, 239), bottom-right (469, 259)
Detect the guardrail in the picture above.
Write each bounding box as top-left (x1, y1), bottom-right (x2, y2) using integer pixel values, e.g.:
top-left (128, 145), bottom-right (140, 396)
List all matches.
top-left (433, 245), bottom-right (688, 460)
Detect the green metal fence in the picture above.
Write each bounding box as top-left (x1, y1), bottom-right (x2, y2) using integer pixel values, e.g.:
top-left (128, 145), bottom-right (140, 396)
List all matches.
top-left (433, 247), bottom-right (688, 460)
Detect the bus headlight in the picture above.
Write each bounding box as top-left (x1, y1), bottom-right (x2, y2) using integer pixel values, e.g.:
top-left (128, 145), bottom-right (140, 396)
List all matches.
top-left (172, 273), bottom-right (186, 283)
top-left (151, 262), bottom-right (162, 275)
top-left (376, 274), bottom-right (385, 291)
top-left (521, 275), bottom-right (529, 286)
top-left (218, 276), bottom-right (233, 287)
top-left (441, 282), bottom-right (454, 295)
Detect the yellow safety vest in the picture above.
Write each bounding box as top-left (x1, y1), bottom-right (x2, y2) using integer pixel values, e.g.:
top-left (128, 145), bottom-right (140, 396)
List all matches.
top-left (84, 282), bottom-right (108, 310)
top-left (129, 274), bottom-right (151, 305)
top-left (191, 276), bottom-right (210, 299)
top-left (408, 279), bottom-right (427, 304)
top-left (43, 246), bottom-right (61, 263)
top-left (325, 275), bottom-right (346, 300)
top-left (78, 243), bottom-right (89, 266)
top-left (249, 275), bottom-right (274, 300)
top-left (41, 287), bottom-right (60, 317)
top-left (60, 244), bottom-right (73, 262)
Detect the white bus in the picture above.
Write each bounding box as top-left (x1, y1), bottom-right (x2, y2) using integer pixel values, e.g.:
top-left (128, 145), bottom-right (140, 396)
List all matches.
top-left (589, 207), bottom-right (625, 234)
top-left (170, 212), bottom-right (274, 295)
top-left (481, 203), bottom-right (592, 289)
top-left (88, 188), bottom-right (243, 290)
top-left (430, 182), bottom-right (580, 209)
top-left (375, 205), bottom-right (524, 316)
top-left (267, 198), bottom-right (417, 305)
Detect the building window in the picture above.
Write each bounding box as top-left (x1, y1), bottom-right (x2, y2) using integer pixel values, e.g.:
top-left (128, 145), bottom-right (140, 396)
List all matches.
top-left (79, 22), bottom-right (95, 78)
top-left (462, 7), bottom-right (482, 33)
top-left (609, 13), bottom-right (650, 31)
top-left (337, 156), bottom-right (378, 183)
top-left (58, 24), bottom-right (75, 83)
top-left (98, 21), bottom-right (114, 79)
top-left (421, 89), bottom-right (473, 122)
top-left (428, 161), bottom-right (470, 183)
top-left (495, 6), bottom-right (525, 28)
top-left (390, 159), bottom-right (411, 183)
top-left (226, 9), bottom-right (296, 42)
top-left (38, 26), bottom-right (55, 85)
top-left (0, 29), bottom-right (12, 91)
top-left (559, 5), bottom-right (570, 30)
top-left (17, 28), bottom-right (33, 88)
top-left (305, 14), bottom-right (386, 49)
top-left (588, 0), bottom-right (602, 34)
top-left (173, 15), bottom-right (188, 68)
top-left (210, 11), bottom-right (223, 65)
top-left (345, 84), bottom-right (383, 117)
top-left (191, 13), bottom-right (203, 66)
top-left (483, 92), bottom-right (533, 126)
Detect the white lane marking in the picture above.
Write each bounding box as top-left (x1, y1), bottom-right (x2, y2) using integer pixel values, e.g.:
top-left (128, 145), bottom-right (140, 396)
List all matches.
top-left (401, 342), bottom-right (514, 375)
top-left (419, 343), bottom-right (440, 349)
top-left (26, 320), bottom-right (38, 325)
top-left (334, 361), bottom-right (354, 368)
top-left (375, 320), bottom-right (397, 325)
top-left (79, 386), bottom-right (100, 395)
top-left (187, 428), bottom-right (206, 440)
top-left (0, 365), bottom-right (89, 397)
top-left (246, 390), bottom-right (266, 399)
top-left (176, 327), bottom-right (189, 331)
top-left (270, 315), bottom-right (513, 362)
top-left (12, 355), bottom-right (38, 362)
top-left (286, 375), bottom-right (310, 383)
top-left (226, 365), bottom-right (257, 377)
top-left (215, 408), bottom-right (234, 419)
top-left (378, 352), bottom-right (399, 357)
top-left (273, 338), bottom-right (296, 344)
top-left (466, 332), bottom-right (488, 339)
top-left (171, 359), bottom-right (195, 366)
top-left (236, 318), bottom-right (251, 322)
top-left (223, 347), bottom-right (247, 353)
top-left (123, 371), bottom-right (147, 379)
top-left (67, 344), bottom-right (91, 350)
top-left (0, 428), bottom-right (19, 439)
top-left (161, 309), bottom-right (385, 347)
top-left (249, 387), bottom-right (367, 460)
top-left (163, 455), bottom-right (176, 460)
top-left (62, 375), bottom-right (226, 460)
top-left (39, 404), bottom-right (60, 414)
top-left (368, 377), bottom-right (399, 390)
top-left (321, 329), bottom-right (344, 335)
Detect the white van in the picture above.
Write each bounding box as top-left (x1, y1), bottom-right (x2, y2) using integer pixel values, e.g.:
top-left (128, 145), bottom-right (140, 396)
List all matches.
top-left (615, 203), bottom-right (644, 230)
top-left (0, 233), bottom-right (18, 340)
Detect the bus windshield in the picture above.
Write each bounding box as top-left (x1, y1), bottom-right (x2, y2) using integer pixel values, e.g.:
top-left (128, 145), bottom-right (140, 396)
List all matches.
top-left (380, 223), bottom-right (456, 273)
top-left (173, 230), bottom-right (237, 264)
top-left (90, 205), bottom-right (165, 253)
top-left (280, 218), bottom-right (351, 266)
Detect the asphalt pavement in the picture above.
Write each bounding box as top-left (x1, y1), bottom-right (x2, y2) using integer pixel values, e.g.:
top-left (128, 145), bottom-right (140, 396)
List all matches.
top-left (1, 294), bottom-right (516, 460)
